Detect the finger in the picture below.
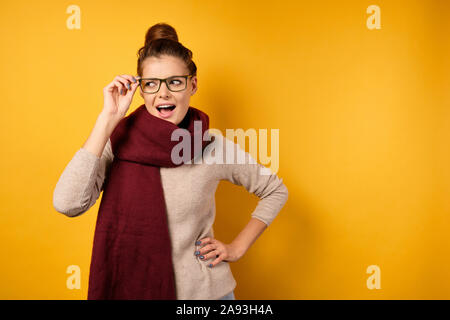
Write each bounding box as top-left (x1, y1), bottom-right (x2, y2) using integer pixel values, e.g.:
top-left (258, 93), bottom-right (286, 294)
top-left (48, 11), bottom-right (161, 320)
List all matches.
top-left (198, 244), bottom-right (217, 255)
top-left (119, 74), bottom-right (138, 84)
top-left (105, 80), bottom-right (126, 95)
top-left (126, 80), bottom-right (140, 96)
top-left (114, 80), bottom-right (130, 95)
top-left (114, 76), bottom-right (132, 95)
top-left (208, 254), bottom-right (224, 268)
top-left (105, 81), bottom-right (124, 96)
top-left (117, 75), bottom-right (135, 92)
top-left (104, 81), bottom-right (118, 93)
top-left (196, 237), bottom-right (214, 247)
top-left (199, 249), bottom-right (220, 261)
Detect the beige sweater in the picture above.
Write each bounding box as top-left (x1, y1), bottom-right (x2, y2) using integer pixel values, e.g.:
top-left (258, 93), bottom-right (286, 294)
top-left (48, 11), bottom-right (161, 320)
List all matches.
top-left (53, 131), bottom-right (289, 300)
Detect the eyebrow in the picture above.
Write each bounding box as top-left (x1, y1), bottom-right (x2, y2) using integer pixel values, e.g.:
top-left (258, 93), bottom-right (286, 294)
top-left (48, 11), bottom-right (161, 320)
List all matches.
top-left (140, 75), bottom-right (185, 79)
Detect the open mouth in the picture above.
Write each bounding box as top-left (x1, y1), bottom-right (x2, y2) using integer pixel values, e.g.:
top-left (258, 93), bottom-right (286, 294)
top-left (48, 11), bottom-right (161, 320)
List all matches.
top-left (156, 104), bottom-right (176, 118)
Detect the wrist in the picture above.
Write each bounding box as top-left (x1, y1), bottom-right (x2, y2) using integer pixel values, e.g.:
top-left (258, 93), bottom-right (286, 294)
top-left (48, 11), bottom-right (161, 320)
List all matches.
top-left (97, 111), bottom-right (121, 135)
top-left (230, 241), bottom-right (247, 258)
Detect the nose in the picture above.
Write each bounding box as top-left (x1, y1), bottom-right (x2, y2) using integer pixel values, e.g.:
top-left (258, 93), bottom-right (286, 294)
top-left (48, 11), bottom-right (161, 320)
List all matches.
top-left (158, 80), bottom-right (171, 96)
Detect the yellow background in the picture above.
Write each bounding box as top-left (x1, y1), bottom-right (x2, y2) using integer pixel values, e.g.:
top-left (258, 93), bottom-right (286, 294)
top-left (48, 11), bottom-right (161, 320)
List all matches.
top-left (0, 0), bottom-right (449, 299)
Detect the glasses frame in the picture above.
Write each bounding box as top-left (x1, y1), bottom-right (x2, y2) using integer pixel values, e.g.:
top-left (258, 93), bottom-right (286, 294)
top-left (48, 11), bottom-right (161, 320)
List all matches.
top-left (138, 74), bottom-right (194, 94)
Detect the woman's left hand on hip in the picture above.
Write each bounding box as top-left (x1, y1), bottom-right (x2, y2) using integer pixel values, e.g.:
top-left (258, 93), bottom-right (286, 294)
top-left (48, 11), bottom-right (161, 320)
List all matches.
top-left (194, 237), bottom-right (243, 267)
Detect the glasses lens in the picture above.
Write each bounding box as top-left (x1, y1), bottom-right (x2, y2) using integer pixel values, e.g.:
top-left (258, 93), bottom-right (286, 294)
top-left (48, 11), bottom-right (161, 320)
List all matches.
top-left (140, 76), bottom-right (188, 93)
top-left (167, 76), bottom-right (187, 91)
top-left (141, 79), bottom-right (160, 93)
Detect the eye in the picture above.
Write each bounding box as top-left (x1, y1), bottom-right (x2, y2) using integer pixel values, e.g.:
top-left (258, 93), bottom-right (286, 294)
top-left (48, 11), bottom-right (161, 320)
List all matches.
top-left (170, 79), bottom-right (181, 85)
top-left (144, 81), bottom-right (157, 87)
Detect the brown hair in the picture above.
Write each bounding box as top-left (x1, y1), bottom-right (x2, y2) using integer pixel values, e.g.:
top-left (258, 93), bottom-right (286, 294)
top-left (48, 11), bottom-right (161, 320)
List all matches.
top-left (137, 23), bottom-right (197, 78)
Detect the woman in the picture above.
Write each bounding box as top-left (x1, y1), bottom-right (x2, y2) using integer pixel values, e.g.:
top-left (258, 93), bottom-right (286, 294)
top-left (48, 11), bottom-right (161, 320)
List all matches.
top-left (53, 22), bottom-right (288, 300)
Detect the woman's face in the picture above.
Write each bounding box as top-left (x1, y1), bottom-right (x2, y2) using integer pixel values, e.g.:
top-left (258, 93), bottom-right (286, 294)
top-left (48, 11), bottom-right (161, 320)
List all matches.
top-left (139, 55), bottom-right (197, 126)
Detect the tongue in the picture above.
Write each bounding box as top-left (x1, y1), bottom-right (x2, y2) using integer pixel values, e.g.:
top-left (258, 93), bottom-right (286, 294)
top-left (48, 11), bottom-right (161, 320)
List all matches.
top-left (160, 107), bottom-right (174, 116)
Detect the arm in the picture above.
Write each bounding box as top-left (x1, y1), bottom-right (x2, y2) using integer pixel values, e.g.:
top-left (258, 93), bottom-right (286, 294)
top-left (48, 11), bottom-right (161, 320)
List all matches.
top-left (53, 113), bottom-right (116, 217)
top-left (229, 217), bottom-right (268, 258)
top-left (218, 134), bottom-right (289, 257)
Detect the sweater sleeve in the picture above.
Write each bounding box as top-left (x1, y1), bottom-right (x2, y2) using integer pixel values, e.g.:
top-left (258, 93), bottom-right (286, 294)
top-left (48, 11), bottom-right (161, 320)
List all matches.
top-left (53, 139), bottom-right (114, 217)
top-left (215, 134), bottom-right (289, 227)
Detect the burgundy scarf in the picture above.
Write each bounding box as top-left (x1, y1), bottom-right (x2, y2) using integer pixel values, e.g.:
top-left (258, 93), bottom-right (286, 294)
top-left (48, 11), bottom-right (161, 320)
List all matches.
top-left (87, 104), bottom-right (211, 300)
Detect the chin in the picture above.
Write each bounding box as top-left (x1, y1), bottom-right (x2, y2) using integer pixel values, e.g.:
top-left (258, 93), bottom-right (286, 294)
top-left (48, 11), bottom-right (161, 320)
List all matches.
top-left (157, 113), bottom-right (179, 125)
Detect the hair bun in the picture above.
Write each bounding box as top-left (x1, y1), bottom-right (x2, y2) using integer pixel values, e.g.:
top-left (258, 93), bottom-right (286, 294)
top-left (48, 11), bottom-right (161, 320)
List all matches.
top-left (144, 22), bottom-right (179, 47)
top-left (137, 22), bottom-right (197, 78)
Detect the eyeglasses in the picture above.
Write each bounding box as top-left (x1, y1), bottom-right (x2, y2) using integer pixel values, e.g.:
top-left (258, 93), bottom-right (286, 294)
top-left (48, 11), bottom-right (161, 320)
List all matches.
top-left (138, 74), bottom-right (194, 94)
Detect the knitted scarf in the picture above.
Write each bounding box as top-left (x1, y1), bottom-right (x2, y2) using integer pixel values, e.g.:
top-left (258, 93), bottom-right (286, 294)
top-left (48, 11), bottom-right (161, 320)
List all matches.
top-left (87, 104), bottom-right (211, 300)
